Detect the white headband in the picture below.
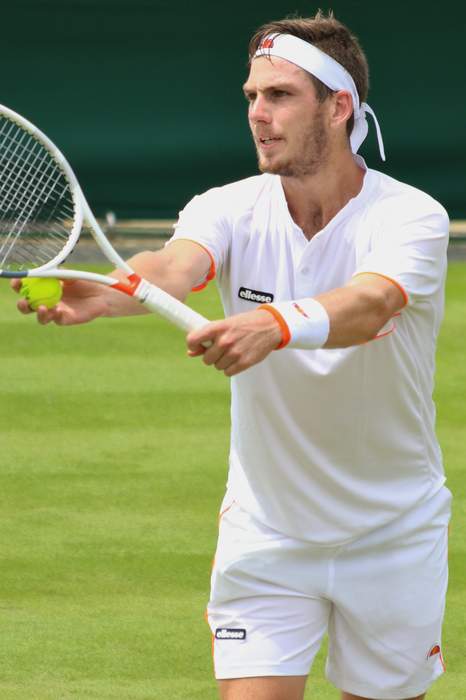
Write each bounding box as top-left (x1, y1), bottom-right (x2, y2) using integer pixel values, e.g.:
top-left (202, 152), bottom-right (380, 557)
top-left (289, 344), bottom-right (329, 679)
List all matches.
top-left (254, 34), bottom-right (386, 161)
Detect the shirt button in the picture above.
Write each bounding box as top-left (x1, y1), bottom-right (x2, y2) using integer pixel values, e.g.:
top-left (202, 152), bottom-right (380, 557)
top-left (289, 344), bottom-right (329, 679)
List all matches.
top-left (301, 267), bottom-right (310, 274)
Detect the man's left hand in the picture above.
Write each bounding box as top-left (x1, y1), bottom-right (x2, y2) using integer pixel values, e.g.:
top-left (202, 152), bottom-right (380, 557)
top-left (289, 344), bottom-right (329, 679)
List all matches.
top-left (187, 309), bottom-right (282, 376)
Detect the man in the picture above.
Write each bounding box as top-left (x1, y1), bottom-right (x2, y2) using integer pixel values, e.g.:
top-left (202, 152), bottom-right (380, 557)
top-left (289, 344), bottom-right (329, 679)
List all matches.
top-left (16, 11), bottom-right (451, 700)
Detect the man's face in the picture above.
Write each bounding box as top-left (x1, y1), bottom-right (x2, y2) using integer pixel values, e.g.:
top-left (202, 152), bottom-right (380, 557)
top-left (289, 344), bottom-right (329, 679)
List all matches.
top-left (243, 56), bottom-right (330, 177)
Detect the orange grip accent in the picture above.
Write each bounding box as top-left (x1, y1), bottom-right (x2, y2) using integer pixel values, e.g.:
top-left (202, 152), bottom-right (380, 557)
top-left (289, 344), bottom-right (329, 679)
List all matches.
top-left (258, 304), bottom-right (291, 349)
top-left (110, 272), bottom-right (142, 296)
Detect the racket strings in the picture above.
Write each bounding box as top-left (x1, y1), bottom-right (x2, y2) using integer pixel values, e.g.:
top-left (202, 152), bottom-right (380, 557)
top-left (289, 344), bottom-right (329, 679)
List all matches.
top-left (0, 116), bottom-right (76, 270)
top-left (0, 166), bottom-right (72, 263)
top-left (0, 128), bottom-right (73, 237)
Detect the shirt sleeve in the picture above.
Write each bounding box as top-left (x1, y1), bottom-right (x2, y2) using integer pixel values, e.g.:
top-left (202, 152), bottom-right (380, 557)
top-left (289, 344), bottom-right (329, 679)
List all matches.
top-left (354, 199), bottom-right (449, 305)
top-left (167, 188), bottom-right (232, 290)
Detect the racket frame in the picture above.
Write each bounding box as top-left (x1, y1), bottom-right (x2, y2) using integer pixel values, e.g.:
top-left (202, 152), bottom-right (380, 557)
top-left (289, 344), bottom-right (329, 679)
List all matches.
top-left (0, 104), bottom-right (210, 333)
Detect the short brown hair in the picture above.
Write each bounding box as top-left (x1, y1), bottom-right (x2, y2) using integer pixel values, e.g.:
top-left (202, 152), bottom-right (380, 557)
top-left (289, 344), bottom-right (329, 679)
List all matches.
top-left (248, 10), bottom-right (369, 135)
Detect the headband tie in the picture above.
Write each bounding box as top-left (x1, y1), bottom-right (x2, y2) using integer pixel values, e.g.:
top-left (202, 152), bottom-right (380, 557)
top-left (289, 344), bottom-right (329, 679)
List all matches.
top-left (254, 34), bottom-right (386, 161)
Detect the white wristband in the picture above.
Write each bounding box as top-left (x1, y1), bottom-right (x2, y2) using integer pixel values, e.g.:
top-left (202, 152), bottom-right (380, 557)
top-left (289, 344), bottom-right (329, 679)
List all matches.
top-left (260, 298), bottom-right (330, 349)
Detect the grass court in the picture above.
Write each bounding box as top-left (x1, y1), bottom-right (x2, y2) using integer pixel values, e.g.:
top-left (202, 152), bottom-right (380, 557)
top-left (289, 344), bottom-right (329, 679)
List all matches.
top-left (0, 263), bottom-right (464, 699)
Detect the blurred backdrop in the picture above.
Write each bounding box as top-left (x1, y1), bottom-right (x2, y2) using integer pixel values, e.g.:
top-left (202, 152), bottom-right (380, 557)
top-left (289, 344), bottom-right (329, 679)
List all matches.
top-left (2, 0), bottom-right (465, 219)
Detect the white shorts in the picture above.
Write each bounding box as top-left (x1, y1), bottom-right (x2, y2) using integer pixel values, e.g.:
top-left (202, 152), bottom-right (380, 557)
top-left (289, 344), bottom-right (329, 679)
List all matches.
top-left (206, 486), bottom-right (451, 699)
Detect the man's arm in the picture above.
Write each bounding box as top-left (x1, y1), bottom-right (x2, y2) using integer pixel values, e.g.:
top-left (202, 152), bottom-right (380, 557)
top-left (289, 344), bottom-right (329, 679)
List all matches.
top-left (309, 273), bottom-right (406, 348)
top-left (14, 240), bottom-right (212, 326)
top-left (186, 273), bottom-right (406, 376)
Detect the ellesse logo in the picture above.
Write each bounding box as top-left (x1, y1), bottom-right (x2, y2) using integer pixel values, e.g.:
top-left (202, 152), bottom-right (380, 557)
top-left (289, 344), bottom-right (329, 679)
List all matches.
top-left (215, 628), bottom-right (246, 640)
top-left (238, 287), bottom-right (274, 304)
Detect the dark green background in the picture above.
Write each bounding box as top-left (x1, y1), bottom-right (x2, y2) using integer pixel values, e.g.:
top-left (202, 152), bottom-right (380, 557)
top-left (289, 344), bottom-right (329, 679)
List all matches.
top-left (2, 1), bottom-right (465, 218)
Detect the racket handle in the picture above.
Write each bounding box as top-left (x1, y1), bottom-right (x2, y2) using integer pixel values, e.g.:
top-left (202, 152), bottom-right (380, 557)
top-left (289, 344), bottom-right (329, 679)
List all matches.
top-left (138, 281), bottom-right (209, 334)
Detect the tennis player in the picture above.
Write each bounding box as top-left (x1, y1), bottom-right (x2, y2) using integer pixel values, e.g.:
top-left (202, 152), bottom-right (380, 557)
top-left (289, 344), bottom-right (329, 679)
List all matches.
top-left (16, 11), bottom-right (451, 700)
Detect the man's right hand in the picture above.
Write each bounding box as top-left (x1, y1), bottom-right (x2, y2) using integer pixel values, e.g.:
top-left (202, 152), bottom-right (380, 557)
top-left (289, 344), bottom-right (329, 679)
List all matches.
top-left (10, 239), bottom-right (214, 327)
top-left (12, 278), bottom-right (113, 325)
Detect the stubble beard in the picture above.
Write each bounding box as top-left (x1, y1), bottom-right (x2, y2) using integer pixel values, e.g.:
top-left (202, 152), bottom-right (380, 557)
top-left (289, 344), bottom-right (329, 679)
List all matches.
top-left (256, 111), bottom-right (329, 178)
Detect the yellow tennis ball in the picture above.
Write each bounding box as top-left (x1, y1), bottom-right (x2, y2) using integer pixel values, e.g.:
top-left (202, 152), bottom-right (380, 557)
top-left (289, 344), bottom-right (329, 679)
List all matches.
top-left (20, 278), bottom-right (63, 310)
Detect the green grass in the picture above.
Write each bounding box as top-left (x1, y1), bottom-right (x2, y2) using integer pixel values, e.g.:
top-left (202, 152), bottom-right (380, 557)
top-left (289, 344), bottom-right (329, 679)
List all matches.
top-left (0, 265), bottom-right (464, 699)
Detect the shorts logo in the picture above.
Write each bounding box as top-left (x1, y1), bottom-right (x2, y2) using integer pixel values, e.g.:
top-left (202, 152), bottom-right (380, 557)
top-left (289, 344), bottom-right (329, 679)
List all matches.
top-left (215, 628), bottom-right (246, 640)
top-left (238, 287), bottom-right (274, 304)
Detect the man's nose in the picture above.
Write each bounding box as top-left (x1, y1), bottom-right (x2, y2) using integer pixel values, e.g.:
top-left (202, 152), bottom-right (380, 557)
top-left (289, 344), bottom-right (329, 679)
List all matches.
top-left (249, 96), bottom-right (271, 123)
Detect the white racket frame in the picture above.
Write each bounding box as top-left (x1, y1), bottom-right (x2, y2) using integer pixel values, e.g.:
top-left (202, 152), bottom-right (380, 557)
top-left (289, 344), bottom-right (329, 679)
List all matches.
top-left (0, 104), bottom-right (210, 334)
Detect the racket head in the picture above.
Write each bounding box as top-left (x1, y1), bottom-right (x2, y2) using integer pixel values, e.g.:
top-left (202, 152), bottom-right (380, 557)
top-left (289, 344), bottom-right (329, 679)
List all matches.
top-left (0, 104), bottom-right (83, 274)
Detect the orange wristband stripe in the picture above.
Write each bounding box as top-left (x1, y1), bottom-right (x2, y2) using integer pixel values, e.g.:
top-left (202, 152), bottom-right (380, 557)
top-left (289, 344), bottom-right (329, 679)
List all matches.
top-left (259, 304), bottom-right (291, 349)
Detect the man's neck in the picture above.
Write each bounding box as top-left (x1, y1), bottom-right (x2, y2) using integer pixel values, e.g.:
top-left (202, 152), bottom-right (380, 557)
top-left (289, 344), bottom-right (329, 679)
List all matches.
top-left (281, 151), bottom-right (365, 240)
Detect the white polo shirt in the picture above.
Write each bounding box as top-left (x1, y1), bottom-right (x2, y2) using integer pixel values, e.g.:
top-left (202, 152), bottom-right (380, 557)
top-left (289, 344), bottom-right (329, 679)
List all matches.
top-left (170, 157), bottom-right (450, 545)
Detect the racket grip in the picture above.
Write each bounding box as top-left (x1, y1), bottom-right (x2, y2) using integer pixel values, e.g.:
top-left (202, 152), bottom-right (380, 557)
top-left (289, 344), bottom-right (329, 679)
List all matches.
top-left (138, 282), bottom-right (209, 334)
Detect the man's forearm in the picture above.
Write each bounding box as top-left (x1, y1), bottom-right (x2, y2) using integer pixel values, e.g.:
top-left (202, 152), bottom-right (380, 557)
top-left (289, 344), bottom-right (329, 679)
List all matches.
top-left (103, 242), bottom-right (211, 318)
top-left (317, 281), bottom-right (401, 347)
top-left (104, 250), bottom-right (194, 317)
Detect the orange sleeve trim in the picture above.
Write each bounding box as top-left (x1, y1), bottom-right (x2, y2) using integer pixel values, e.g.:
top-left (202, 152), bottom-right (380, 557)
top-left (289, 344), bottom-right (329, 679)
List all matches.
top-left (373, 324), bottom-right (396, 341)
top-left (258, 304), bottom-right (291, 349)
top-left (352, 271), bottom-right (409, 307)
top-left (178, 240), bottom-right (216, 292)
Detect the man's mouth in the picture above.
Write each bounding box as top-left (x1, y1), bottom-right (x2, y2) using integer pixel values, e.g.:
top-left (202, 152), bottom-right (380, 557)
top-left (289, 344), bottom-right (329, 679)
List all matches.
top-left (258, 136), bottom-right (282, 147)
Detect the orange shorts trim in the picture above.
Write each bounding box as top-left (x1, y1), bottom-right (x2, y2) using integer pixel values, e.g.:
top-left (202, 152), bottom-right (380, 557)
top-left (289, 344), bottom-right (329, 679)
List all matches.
top-left (205, 500), bottom-right (236, 667)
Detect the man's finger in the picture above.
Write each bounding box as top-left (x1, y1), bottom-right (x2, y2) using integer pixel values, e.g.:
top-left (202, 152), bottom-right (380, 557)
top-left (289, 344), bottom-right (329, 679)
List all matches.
top-left (187, 321), bottom-right (221, 352)
top-left (10, 279), bottom-right (22, 293)
top-left (17, 298), bottom-right (33, 315)
top-left (187, 348), bottom-right (206, 357)
top-left (201, 343), bottom-right (226, 367)
top-left (223, 361), bottom-right (245, 378)
top-left (37, 305), bottom-right (56, 324)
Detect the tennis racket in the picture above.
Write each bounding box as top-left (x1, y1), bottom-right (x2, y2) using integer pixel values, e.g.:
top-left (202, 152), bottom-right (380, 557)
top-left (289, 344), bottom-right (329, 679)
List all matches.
top-left (0, 103), bottom-right (209, 333)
